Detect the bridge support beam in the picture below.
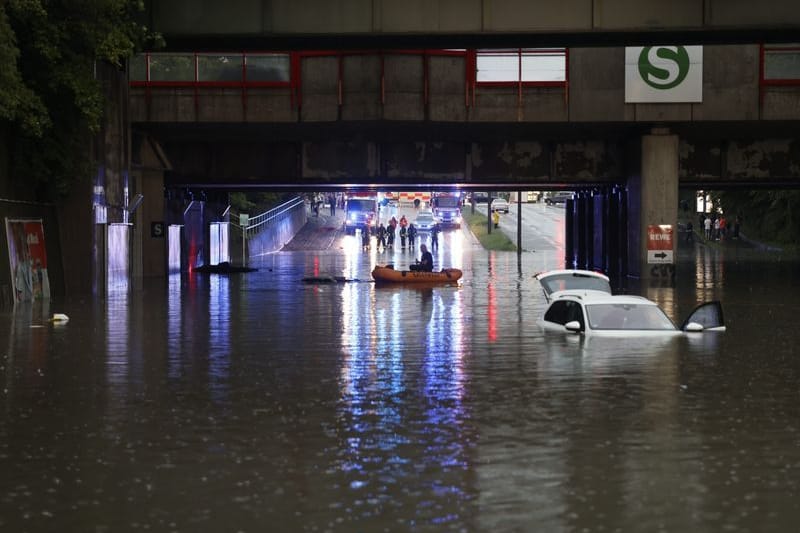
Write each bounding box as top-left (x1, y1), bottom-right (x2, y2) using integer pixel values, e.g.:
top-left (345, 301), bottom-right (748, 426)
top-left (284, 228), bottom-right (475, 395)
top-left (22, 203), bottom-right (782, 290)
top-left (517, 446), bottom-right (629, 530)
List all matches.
top-left (632, 129), bottom-right (679, 279)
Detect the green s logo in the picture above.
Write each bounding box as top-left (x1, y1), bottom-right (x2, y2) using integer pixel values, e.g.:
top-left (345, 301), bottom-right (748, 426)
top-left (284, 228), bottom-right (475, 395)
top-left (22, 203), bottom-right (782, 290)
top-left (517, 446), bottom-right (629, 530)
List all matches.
top-left (638, 46), bottom-right (690, 90)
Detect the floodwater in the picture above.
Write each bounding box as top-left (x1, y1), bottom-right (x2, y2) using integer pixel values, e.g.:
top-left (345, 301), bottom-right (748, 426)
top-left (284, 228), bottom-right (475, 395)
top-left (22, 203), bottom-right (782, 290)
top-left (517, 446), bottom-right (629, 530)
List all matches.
top-left (2, 230), bottom-right (800, 532)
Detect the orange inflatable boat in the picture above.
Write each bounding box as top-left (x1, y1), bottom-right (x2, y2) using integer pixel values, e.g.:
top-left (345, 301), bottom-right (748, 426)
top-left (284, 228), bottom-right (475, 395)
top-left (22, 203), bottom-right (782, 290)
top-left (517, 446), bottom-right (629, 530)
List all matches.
top-left (371, 265), bottom-right (463, 283)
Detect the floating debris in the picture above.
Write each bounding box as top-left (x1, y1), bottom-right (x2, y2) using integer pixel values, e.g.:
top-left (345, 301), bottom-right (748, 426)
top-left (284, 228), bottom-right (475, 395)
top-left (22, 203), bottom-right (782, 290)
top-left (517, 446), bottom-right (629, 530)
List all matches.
top-left (193, 262), bottom-right (257, 274)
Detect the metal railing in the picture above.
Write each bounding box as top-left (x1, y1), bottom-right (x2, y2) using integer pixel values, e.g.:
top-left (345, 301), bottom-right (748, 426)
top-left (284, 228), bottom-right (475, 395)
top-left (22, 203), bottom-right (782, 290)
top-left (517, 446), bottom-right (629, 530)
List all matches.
top-left (230, 196), bottom-right (306, 238)
top-left (228, 196), bottom-right (307, 263)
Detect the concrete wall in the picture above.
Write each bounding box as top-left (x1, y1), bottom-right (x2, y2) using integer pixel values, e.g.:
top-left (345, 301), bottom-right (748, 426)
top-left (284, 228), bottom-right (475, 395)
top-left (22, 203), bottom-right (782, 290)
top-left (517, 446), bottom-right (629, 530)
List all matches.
top-left (137, 169), bottom-right (166, 277)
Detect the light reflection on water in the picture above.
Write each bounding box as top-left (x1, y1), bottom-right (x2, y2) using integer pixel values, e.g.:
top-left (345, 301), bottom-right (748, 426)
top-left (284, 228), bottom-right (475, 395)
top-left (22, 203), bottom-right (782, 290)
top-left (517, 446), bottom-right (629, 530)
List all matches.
top-left (1, 246), bottom-right (800, 531)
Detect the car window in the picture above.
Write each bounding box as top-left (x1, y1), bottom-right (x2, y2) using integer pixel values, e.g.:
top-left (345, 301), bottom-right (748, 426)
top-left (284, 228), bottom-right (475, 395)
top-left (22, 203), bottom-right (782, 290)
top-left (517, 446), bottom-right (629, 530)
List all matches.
top-left (680, 301), bottom-right (725, 330)
top-left (544, 301), bottom-right (568, 324)
top-left (545, 300), bottom-right (584, 328)
top-left (586, 304), bottom-right (675, 330)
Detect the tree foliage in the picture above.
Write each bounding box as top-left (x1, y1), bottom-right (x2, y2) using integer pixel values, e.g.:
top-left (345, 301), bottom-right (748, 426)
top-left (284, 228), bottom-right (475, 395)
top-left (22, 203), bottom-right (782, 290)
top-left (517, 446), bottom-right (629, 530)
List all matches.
top-left (229, 192), bottom-right (291, 214)
top-left (715, 189), bottom-right (800, 245)
top-left (0, 0), bottom-right (160, 199)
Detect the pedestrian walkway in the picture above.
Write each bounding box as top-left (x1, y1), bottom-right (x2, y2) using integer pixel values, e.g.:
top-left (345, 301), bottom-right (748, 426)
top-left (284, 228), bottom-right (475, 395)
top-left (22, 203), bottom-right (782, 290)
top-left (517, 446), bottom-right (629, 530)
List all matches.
top-left (282, 205), bottom-right (344, 251)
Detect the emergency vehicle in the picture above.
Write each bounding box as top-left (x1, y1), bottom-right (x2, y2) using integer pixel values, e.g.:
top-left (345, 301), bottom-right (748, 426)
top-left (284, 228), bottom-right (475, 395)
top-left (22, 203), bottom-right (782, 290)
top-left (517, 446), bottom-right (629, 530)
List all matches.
top-left (344, 192), bottom-right (378, 234)
top-left (431, 192), bottom-right (463, 228)
top-left (397, 191), bottom-right (431, 207)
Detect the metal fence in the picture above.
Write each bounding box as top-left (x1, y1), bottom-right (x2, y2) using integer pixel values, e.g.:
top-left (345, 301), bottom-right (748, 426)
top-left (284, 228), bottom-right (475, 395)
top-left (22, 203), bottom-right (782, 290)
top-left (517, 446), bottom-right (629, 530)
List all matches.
top-left (230, 196), bottom-right (307, 260)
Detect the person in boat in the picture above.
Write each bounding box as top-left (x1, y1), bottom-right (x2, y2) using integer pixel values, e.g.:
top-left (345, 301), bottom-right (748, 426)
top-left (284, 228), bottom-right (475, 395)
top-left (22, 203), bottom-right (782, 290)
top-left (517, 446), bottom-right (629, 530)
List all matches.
top-left (410, 244), bottom-right (434, 272)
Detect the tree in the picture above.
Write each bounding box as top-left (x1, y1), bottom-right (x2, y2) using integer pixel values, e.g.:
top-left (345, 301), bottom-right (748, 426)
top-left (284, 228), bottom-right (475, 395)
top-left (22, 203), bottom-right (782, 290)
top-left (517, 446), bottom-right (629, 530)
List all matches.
top-left (0, 0), bottom-right (160, 199)
top-left (715, 189), bottom-right (800, 245)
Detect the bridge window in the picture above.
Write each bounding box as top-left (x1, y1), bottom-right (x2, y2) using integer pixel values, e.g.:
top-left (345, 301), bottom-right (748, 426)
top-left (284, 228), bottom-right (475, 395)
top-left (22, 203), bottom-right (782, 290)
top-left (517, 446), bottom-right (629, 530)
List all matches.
top-left (246, 54), bottom-right (291, 82)
top-left (148, 54), bottom-right (196, 82)
top-left (762, 44), bottom-right (800, 82)
top-left (128, 53), bottom-right (291, 86)
top-left (198, 54), bottom-right (243, 82)
top-left (476, 48), bottom-right (567, 85)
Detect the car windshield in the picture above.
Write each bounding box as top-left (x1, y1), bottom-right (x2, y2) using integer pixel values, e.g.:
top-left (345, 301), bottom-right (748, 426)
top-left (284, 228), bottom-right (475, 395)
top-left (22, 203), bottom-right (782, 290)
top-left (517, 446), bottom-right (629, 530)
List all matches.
top-left (434, 197), bottom-right (460, 208)
top-left (586, 303), bottom-right (675, 330)
top-left (347, 199), bottom-right (375, 210)
top-left (417, 214), bottom-right (433, 222)
top-left (539, 273), bottom-right (611, 296)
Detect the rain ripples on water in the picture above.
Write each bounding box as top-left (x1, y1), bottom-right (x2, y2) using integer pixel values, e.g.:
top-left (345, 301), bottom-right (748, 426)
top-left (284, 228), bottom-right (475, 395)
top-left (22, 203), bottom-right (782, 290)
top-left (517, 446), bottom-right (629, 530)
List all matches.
top-left (1, 244), bottom-right (799, 532)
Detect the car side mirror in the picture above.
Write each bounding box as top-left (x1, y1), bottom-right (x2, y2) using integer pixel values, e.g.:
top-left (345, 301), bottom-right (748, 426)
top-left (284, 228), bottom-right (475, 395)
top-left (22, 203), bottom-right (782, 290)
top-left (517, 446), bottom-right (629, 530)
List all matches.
top-left (565, 321), bottom-right (582, 333)
top-left (684, 322), bottom-right (704, 332)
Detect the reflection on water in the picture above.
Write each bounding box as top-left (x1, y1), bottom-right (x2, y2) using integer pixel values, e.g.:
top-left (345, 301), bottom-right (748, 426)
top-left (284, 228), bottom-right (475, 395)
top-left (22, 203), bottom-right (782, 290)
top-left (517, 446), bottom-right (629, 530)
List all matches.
top-left (1, 247), bottom-right (800, 532)
top-left (106, 290), bottom-right (130, 396)
top-left (208, 274), bottom-right (230, 402)
top-left (167, 274), bottom-right (182, 380)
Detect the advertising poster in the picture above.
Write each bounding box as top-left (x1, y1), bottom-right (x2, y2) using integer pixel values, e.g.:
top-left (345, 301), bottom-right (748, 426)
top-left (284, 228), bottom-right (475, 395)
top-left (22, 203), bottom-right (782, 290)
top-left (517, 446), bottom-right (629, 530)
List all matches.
top-left (5, 218), bottom-right (51, 303)
top-left (647, 224), bottom-right (674, 264)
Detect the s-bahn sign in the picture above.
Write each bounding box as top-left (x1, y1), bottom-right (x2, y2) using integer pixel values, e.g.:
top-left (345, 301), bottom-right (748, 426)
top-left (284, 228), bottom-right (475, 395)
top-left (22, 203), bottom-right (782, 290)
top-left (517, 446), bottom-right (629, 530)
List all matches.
top-left (625, 46), bottom-right (703, 103)
top-left (647, 225), bottom-right (674, 264)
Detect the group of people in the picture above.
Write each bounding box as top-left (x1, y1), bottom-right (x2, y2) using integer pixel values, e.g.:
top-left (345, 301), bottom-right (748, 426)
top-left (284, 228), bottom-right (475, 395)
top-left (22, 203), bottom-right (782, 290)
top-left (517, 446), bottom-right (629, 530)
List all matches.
top-left (362, 214), bottom-right (432, 251)
top-left (359, 217), bottom-right (441, 251)
top-left (700, 213), bottom-right (741, 241)
top-left (311, 193), bottom-right (344, 217)
top-left (381, 215), bottom-right (417, 250)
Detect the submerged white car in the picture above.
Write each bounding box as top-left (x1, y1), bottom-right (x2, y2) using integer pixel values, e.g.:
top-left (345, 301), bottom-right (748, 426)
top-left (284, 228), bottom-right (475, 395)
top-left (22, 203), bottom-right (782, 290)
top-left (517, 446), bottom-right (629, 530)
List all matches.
top-left (535, 269), bottom-right (726, 336)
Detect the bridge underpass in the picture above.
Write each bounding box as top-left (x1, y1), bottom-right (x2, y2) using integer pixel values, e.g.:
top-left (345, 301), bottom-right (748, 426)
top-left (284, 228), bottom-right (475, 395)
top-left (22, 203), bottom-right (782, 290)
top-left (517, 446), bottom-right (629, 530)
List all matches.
top-left (133, 116), bottom-right (800, 281)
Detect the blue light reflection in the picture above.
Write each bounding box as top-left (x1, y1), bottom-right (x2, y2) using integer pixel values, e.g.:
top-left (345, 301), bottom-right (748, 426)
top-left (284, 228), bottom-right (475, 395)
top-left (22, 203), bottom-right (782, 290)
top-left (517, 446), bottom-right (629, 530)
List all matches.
top-left (337, 279), bottom-right (471, 525)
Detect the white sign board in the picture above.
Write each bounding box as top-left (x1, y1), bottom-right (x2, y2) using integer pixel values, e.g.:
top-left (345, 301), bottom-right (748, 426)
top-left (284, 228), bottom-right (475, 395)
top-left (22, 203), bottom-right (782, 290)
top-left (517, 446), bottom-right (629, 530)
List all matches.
top-left (239, 213), bottom-right (249, 227)
top-left (647, 250), bottom-right (674, 264)
top-left (625, 46), bottom-right (703, 103)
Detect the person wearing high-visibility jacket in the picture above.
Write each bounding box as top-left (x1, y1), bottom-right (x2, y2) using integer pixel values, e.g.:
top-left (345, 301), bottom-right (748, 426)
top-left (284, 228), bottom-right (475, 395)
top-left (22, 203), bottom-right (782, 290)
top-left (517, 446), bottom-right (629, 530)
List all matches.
top-left (492, 210), bottom-right (500, 228)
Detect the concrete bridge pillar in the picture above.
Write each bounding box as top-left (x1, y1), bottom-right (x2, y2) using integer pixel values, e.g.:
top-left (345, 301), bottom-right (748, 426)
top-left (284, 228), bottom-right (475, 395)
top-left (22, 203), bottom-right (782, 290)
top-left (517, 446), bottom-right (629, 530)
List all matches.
top-left (635, 128), bottom-right (679, 279)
